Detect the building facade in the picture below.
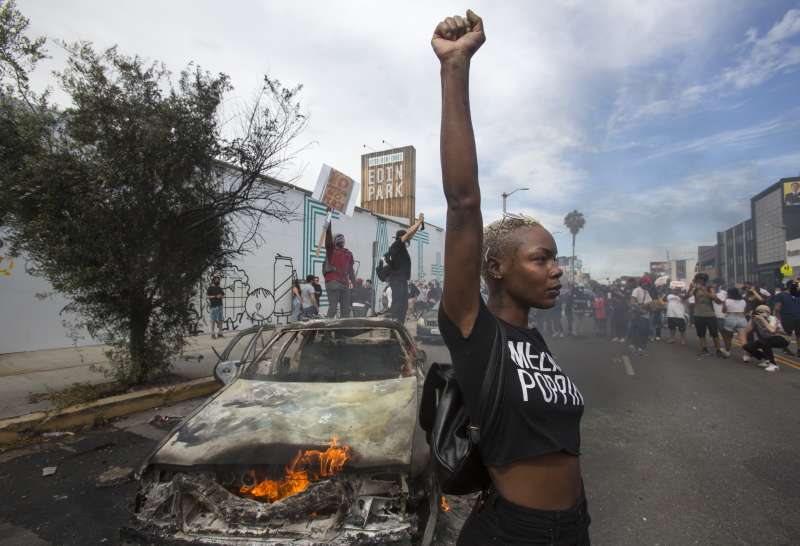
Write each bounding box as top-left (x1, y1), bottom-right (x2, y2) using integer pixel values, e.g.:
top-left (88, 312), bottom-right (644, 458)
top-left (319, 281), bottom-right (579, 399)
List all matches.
top-left (751, 176), bottom-right (800, 289)
top-left (0, 174), bottom-right (445, 354)
top-left (716, 219), bottom-right (756, 287)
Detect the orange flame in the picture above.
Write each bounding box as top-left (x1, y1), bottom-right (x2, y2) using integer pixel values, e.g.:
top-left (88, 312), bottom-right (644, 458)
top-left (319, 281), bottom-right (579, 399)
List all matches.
top-left (239, 436), bottom-right (351, 503)
top-left (440, 496), bottom-right (450, 512)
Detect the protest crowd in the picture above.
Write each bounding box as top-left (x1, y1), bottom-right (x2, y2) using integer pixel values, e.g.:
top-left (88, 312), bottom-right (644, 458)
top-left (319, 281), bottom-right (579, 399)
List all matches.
top-left (530, 273), bottom-right (799, 373)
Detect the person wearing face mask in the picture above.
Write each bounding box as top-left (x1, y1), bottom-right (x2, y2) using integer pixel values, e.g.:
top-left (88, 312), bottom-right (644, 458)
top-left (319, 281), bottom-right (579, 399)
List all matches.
top-left (773, 279), bottom-right (800, 356)
top-left (323, 223), bottom-right (357, 318)
top-left (206, 275), bottom-right (225, 339)
top-left (741, 305), bottom-right (788, 372)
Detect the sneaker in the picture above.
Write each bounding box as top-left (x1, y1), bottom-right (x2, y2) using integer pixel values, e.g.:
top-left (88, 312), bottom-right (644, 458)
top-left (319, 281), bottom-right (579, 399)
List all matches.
top-left (611, 337), bottom-right (618, 342)
top-left (756, 360), bottom-right (770, 368)
top-left (655, 337), bottom-right (661, 341)
top-left (628, 344), bottom-right (636, 351)
top-left (716, 349), bottom-right (728, 358)
top-left (764, 363), bottom-right (780, 372)
top-left (742, 355), bottom-right (750, 363)
top-left (637, 347), bottom-right (645, 353)
top-left (698, 348), bottom-right (711, 357)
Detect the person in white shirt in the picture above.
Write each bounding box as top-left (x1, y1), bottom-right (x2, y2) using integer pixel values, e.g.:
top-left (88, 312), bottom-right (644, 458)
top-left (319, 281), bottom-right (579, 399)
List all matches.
top-left (665, 288), bottom-right (688, 345)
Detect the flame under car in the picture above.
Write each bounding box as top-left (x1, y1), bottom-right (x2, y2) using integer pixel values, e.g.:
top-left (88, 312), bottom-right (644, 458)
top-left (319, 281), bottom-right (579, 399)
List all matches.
top-left (122, 319), bottom-right (439, 546)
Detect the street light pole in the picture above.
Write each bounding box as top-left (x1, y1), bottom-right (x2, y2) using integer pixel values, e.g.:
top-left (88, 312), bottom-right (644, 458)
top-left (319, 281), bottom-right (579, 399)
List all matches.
top-left (501, 187), bottom-right (529, 215)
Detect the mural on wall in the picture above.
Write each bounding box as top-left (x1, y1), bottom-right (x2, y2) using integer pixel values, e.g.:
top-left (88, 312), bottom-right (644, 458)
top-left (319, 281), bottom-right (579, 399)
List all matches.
top-left (271, 254), bottom-right (296, 325)
top-left (431, 251), bottom-right (444, 281)
top-left (412, 229), bottom-right (429, 280)
top-left (372, 218), bottom-right (389, 309)
top-left (302, 195), bottom-right (341, 309)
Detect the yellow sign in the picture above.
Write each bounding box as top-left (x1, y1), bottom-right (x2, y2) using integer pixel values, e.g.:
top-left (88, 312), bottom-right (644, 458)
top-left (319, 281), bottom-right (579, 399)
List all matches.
top-left (780, 263), bottom-right (793, 277)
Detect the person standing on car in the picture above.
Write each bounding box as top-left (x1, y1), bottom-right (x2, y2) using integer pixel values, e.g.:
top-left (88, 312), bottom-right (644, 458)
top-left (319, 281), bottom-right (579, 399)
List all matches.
top-left (385, 214), bottom-right (425, 323)
top-left (324, 224), bottom-right (357, 318)
top-left (206, 275), bottom-right (225, 339)
top-left (432, 11), bottom-right (589, 545)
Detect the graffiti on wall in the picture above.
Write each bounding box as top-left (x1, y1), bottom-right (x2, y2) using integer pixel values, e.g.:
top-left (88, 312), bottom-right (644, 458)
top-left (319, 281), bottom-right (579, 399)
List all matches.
top-left (302, 195), bottom-right (341, 309)
top-left (412, 229), bottom-right (429, 280)
top-left (431, 251), bottom-right (444, 281)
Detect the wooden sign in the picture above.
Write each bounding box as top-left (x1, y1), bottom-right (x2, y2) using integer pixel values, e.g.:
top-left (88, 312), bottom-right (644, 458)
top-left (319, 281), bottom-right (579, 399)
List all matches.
top-left (360, 145), bottom-right (416, 223)
top-left (313, 165), bottom-right (359, 215)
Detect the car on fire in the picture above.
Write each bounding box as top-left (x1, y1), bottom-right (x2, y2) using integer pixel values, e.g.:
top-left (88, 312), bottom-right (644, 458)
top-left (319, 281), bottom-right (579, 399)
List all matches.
top-left (122, 318), bottom-right (441, 546)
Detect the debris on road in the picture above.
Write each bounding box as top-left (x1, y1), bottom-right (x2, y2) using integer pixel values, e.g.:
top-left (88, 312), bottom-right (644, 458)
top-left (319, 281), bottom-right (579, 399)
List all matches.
top-left (42, 431), bottom-right (75, 438)
top-left (148, 415), bottom-right (182, 429)
top-left (41, 466), bottom-right (57, 477)
top-left (52, 494), bottom-right (68, 501)
top-left (96, 465), bottom-right (132, 487)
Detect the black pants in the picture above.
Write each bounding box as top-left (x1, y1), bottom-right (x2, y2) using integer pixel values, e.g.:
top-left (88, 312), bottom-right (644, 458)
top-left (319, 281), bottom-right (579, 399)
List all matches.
top-left (629, 315), bottom-right (650, 349)
top-left (651, 310), bottom-right (663, 338)
top-left (457, 490), bottom-right (591, 545)
top-left (743, 337), bottom-right (789, 364)
top-left (389, 277), bottom-right (408, 323)
top-left (612, 313), bottom-right (628, 339)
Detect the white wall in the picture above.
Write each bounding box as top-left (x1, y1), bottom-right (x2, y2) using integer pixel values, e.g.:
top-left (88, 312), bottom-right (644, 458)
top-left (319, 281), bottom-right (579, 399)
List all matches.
top-left (0, 182), bottom-right (445, 354)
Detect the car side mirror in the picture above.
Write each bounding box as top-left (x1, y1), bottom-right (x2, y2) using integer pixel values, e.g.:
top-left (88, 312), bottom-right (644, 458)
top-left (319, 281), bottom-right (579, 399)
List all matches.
top-left (213, 360), bottom-right (241, 385)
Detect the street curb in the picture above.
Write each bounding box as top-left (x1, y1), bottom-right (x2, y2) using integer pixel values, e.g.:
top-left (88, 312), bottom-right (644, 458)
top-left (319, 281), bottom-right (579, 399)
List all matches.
top-left (0, 377), bottom-right (219, 446)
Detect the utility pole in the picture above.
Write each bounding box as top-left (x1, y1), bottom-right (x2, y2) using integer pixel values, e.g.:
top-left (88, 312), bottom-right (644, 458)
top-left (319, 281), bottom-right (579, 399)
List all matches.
top-left (501, 187), bottom-right (529, 215)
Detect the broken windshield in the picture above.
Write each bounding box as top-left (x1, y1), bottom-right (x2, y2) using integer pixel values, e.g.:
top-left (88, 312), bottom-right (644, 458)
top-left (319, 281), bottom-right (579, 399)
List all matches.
top-left (244, 327), bottom-right (413, 382)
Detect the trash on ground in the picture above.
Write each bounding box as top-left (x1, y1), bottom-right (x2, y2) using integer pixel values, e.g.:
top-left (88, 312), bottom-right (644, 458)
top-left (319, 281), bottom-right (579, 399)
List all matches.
top-left (149, 415), bottom-right (183, 429)
top-left (42, 466), bottom-right (57, 477)
top-left (42, 431), bottom-right (75, 438)
top-left (96, 465), bottom-right (133, 487)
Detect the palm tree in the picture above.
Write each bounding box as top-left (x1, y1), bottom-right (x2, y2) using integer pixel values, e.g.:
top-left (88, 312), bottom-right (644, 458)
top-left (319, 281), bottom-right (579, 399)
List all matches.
top-left (563, 210), bottom-right (586, 285)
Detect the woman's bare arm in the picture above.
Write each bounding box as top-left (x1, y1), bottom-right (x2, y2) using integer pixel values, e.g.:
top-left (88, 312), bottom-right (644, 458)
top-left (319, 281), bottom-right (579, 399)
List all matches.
top-left (432, 10), bottom-right (486, 337)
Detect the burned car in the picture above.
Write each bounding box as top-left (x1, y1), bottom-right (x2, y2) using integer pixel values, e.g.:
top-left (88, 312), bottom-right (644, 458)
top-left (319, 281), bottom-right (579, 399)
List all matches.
top-left (122, 319), bottom-right (440, 546)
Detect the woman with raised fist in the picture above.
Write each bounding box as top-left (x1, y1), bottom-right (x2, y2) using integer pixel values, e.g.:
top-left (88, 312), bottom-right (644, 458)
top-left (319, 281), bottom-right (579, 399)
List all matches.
top-left (433, 10), bottom-right (591, 545)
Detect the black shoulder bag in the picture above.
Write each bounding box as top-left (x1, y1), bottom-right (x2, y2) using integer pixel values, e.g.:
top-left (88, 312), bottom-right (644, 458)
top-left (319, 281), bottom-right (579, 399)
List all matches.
top-left (420, 320), bottom-right (507, 495)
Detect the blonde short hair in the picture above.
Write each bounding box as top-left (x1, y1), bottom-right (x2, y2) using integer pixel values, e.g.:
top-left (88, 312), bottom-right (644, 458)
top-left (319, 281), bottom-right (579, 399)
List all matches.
top-left (482, 214), bottom-right (542, 281)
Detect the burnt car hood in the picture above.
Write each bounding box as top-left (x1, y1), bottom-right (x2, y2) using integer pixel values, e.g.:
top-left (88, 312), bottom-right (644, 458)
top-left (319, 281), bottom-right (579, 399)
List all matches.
top-left (151, 377), bottom-right (418, 468)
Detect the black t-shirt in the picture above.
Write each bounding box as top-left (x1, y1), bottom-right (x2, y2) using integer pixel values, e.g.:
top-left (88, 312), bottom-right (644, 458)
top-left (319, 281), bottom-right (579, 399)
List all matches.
top-left (438, 298), bottom-right (584, 466)
top-left (409, 283), bottom-right (420, 298)
top-left (206, 285), bottom-right (224, 307)
top-left (387, 239), bottom-right (411, 280)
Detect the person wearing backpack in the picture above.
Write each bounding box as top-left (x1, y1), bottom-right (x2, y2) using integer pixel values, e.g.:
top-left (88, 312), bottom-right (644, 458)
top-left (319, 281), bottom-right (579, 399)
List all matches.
top-left (384, 214), bottom-right (425, 323)
top-left (429, 10), bottom-right (589, 545)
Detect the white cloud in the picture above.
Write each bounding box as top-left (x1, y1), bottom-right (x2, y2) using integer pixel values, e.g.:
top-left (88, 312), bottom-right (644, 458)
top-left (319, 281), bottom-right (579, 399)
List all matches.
top-left (14, 1), bottom-right (796, 280)
top-left (609, 7), bottom-right (800, 130)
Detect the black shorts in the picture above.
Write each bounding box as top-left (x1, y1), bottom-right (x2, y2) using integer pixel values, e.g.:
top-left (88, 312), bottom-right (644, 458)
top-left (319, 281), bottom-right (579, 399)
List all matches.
top-left (694, 316), bottom-right (719, 338)
top-left (667, 317), bottom-right (686, 332)
top-left (782, 318), bottom-right (800, 337)
top-left (457, 489), bottom-right (591, 545)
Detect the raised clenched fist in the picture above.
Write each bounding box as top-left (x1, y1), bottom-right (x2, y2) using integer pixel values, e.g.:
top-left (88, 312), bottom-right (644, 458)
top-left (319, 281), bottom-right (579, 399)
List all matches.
top-left (431, 9), bottom-right (485, 62)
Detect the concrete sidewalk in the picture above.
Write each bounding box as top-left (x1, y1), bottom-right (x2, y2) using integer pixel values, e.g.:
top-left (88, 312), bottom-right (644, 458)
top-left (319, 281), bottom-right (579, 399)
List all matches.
top-left (0, 333), bottom-right (230, 419)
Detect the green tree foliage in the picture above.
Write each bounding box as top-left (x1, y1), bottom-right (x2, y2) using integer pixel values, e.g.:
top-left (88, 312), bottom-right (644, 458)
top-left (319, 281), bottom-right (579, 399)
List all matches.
top-left (1, 12), bottom-right (306, 384)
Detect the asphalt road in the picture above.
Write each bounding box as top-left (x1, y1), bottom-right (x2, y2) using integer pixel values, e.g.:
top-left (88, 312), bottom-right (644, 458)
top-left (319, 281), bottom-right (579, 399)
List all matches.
top-left (1, 333), bottom-right (798, 545)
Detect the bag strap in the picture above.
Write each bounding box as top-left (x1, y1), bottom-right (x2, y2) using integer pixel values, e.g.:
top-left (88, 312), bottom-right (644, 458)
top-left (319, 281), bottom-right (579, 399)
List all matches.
top-left (468, 318), bottom-right (506, 444)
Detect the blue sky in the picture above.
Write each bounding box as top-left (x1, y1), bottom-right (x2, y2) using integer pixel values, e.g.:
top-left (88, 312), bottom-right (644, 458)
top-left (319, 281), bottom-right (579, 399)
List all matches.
top-left (20, 0), bottom-right (800, 279)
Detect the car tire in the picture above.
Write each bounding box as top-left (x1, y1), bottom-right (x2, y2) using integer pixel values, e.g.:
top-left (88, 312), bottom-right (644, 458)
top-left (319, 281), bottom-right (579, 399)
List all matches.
top-left (414, 468), bottom-right (442, 546)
